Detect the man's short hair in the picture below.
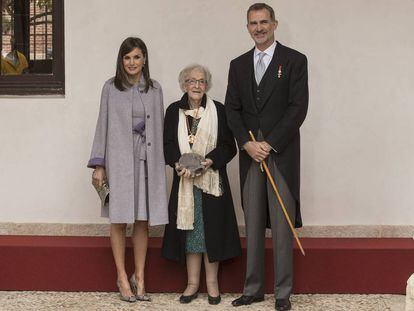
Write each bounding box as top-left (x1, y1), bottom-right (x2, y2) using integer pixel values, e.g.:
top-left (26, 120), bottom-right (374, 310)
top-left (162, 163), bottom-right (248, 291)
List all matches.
top-left (247, 3), bottom-right (276, 22)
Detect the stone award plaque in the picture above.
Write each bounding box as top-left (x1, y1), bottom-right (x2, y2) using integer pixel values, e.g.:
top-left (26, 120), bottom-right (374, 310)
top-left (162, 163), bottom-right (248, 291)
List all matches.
top-left (177, 153), bottom-right (205, 177)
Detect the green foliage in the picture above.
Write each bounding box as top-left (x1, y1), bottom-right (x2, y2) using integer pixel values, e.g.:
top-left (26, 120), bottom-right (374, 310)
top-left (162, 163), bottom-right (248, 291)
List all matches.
top-left (36, 0), bottom-right (53, 11)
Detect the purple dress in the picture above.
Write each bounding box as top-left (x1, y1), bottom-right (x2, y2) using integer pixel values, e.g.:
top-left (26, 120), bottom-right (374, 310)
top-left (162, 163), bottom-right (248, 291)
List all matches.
top-left (132, 85), bottom-right (148, 220)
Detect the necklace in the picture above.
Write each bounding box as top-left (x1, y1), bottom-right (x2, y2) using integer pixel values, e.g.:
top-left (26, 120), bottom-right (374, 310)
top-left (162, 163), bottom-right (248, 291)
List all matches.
top-left (186, 105), bottom-right (200, 144)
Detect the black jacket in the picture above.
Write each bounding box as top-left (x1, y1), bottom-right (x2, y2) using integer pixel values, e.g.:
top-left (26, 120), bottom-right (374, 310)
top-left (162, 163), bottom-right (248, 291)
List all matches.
top-left (162, 94), bottom-right (242, 263)
top-left (225, 42), bottom-right (308, 228)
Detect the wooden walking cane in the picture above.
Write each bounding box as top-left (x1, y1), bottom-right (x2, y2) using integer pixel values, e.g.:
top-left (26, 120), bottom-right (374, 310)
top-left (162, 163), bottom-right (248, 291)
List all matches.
top-left (248, 131), bottom-right (306, 256)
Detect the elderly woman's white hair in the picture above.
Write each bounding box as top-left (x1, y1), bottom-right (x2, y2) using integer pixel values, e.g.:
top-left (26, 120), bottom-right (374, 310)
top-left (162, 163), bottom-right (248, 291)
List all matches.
top-left (178, 64), bottom-right (212, 93)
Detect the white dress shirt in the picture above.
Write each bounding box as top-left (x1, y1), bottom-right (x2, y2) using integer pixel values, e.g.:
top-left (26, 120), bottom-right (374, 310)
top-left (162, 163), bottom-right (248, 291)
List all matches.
top-left (253, 41), bottom-right (277, 78)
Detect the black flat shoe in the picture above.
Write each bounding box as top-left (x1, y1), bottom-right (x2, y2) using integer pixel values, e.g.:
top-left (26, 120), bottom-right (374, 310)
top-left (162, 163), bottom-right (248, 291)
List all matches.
top-left (208, 294), bottom-right (221, 305)
top-left (275, 298), bottom-right (291, 311)
top-left (179, 292), bottom-right (198, 304)
top-left (232, 295), bottom-right (264, 306)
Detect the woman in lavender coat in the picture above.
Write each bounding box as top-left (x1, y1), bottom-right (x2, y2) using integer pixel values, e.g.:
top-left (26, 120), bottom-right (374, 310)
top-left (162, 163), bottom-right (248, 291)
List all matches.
top-left (88, 37), bottom-right (168, 303)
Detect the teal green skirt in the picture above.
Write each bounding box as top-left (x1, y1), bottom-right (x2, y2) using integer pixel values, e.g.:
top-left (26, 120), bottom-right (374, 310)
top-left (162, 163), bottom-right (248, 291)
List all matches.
top-left (185, 186), bottom-right (206, 253)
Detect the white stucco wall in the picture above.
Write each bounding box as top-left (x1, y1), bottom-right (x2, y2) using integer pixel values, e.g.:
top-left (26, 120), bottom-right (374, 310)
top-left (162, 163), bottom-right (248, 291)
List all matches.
top-left (0, 0), bottom-right (413, 225)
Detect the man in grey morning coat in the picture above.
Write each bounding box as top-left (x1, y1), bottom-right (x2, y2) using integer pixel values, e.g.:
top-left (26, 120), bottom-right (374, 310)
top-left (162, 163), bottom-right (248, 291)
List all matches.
top-left (225, 3), bottom-right (308, 311)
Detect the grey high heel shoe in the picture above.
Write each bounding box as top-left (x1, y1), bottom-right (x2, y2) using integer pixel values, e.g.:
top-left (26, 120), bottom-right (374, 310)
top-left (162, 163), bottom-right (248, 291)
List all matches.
top-left (116, 281), bottom-right (136, 303)
top-left (129, 275), bottom-right (151, 302)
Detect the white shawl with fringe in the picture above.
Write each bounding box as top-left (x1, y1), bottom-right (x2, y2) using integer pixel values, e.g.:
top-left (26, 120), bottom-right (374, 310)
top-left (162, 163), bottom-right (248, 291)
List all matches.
top-left (177, 96), bottom-right (222, 230)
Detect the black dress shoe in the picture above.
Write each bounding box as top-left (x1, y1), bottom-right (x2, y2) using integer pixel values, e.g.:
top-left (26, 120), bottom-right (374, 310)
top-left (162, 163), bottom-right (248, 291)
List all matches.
top-left (179, 292), bottom-right (198, 304)
top-left (232, 295), bottom-right (264, 306)
top-left (208, 294), bottom-right (221, 305)
top-left (275, 298), bottom-right (291, 311)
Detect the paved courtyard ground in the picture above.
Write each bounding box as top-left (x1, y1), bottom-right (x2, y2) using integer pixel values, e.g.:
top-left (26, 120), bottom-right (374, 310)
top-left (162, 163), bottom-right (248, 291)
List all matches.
top-left (0, 292), bottom-right (406, 310)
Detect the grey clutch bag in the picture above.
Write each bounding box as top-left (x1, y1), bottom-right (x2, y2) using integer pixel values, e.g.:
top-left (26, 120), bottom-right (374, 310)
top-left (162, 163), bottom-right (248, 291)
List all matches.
top-left (177, 153), bottom-right (205, 177)
top-left (93, 180), bottom-right (109, 207)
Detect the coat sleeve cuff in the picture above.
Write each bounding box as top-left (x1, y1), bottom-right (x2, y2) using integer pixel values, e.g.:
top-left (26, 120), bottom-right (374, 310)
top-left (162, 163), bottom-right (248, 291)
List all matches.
top-left (205, 151), bottom-right (219, 170)
top-left (87, 157), bottom-right (105, 168)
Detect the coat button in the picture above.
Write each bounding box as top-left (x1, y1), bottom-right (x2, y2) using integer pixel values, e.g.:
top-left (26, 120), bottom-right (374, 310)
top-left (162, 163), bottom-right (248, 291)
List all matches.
top-left (147, 142), bottom-right (151, 146)
top-left (147, 115), bottom-right (150, 119)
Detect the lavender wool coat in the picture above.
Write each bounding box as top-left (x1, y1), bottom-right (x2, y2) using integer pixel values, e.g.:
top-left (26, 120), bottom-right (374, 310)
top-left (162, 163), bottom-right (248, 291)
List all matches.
top-left (88, 78), bottom-right (168, 225)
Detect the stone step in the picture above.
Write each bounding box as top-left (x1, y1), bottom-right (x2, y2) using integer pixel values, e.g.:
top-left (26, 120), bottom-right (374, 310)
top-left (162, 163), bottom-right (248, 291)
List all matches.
top-left (0, 236), bottom-right (412, 294)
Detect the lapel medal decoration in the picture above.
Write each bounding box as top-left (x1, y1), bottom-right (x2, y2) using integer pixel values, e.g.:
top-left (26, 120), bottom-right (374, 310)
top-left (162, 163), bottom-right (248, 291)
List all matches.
top-left (277, 65), bottom-right (282, 79)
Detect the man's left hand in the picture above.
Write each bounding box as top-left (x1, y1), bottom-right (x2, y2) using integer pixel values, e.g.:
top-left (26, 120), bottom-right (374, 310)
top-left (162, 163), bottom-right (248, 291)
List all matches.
top-left (259, 141), bottom-right (273, 153)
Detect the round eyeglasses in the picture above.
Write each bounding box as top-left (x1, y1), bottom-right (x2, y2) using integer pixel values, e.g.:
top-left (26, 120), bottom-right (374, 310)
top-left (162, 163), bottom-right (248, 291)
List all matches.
top-left (185, 79), bottom-right (207, 86)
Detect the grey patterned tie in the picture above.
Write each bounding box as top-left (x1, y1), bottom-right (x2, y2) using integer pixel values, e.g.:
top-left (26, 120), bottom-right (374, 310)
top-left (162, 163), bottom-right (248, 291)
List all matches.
top-left (255, 52), bottom-right (266, 84)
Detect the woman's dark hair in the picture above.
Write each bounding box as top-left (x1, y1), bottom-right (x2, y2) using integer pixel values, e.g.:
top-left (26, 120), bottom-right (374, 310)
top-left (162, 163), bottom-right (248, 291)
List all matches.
top-left (114, 37), bottom-right (153, 92)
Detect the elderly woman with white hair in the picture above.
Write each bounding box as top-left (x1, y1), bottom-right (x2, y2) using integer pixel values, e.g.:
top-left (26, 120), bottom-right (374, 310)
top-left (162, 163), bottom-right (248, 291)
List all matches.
top-left (162, 64), bottom-right (241, 305)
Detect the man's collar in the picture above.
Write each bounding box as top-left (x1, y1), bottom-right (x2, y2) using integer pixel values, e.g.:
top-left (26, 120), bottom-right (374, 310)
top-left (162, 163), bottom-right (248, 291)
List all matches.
top-left (254, 41), bottom-right (277, 57)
